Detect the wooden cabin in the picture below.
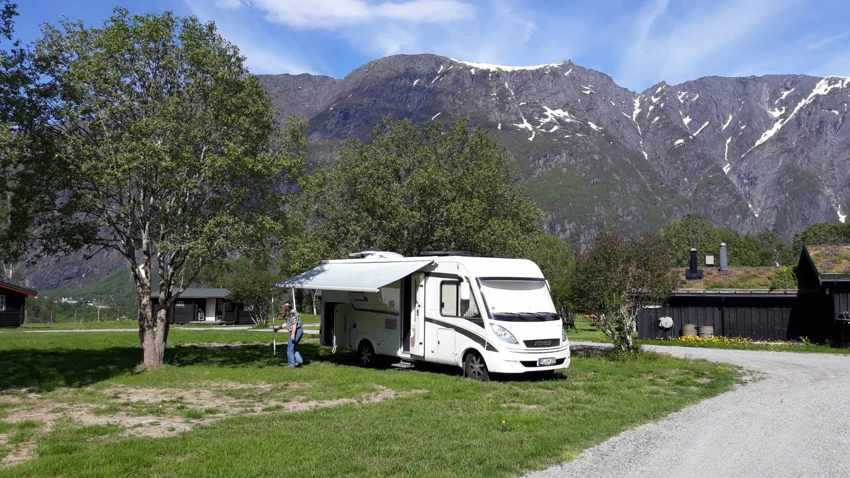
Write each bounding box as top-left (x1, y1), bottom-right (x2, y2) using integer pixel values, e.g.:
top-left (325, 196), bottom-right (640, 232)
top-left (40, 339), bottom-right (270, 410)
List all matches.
top-left (637, 250), bottom-right (806, 341)
top-left (0, 280), bottom-right (38, 327)
top-left (638, 244), bottom-right (850, 344)
top-left (797, 245), bottom-right (850, 344)
top-left (151, 288), bottom-right (252, 325)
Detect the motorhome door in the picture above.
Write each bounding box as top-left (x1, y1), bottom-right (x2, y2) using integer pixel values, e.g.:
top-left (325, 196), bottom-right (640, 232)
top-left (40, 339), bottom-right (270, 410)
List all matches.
top-left (409, 273), bottom-right (426, 357)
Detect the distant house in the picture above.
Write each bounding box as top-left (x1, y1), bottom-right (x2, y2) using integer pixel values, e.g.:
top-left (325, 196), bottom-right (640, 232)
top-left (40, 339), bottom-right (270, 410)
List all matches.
top-left (796, 244), bottom-right (850, 344)
top-left (151, 288), bottom-right (252, 325)
top-left (638, 244), bottom-right (850, 345)
top-left (0, 280), bottom-right (38, 327)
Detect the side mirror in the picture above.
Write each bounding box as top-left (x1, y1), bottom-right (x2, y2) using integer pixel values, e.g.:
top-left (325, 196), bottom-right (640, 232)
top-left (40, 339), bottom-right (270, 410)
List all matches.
top-left (459, 281), bottom-right (471, 301)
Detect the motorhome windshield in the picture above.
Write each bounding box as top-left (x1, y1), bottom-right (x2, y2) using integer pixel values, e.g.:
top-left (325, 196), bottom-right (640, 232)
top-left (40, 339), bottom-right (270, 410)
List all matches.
top-left (479, 279), bottom-right (558, 321)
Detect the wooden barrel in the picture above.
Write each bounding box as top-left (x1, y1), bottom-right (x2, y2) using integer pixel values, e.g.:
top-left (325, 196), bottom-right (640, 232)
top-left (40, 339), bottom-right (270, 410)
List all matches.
top-left (698, 325), bottom-right (715, 338)
top-left (681, 324), bottom-right (697, 337)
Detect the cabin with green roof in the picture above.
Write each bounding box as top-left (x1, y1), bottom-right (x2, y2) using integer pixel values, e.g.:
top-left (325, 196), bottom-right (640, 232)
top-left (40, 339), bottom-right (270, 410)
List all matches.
top-left (797, 245), bottom-right (850, 344)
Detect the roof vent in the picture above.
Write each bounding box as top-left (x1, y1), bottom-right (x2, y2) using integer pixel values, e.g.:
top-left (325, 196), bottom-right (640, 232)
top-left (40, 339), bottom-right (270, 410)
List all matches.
top-left (686, 248), bottom-right (704, 280)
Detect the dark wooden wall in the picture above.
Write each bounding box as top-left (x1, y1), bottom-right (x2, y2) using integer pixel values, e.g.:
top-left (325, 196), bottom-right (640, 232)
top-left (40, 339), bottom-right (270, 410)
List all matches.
top-left (833, 288), bottom-right (850, 321)
top-left (0, 291), bottom-right (26, 327)
top-left (153, 298), bottom-right (250, 324)
top-left (637, 294), bottom-right (803, 340)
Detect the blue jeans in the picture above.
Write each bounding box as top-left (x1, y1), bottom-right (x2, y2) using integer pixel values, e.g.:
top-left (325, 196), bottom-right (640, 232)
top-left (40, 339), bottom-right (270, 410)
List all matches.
top-left (287, 327), bottom-right (304, 366)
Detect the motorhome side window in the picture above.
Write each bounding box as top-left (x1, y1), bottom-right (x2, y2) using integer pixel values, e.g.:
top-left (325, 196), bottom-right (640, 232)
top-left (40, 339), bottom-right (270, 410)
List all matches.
top-left (440, 282), bottom-right (458, 316)
top-left (440, 281), bottom-right (481, 319)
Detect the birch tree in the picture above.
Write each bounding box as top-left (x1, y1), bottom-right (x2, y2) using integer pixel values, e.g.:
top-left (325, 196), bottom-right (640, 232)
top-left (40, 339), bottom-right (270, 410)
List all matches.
top-left (32, 9), bottom-right (302, 368)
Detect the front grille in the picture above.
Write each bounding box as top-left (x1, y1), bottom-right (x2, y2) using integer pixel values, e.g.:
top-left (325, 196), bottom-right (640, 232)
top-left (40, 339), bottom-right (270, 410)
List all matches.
top-left (523, 338), bottom-right (560, 348)
top-left (521, 358), bottom-right (566, 368)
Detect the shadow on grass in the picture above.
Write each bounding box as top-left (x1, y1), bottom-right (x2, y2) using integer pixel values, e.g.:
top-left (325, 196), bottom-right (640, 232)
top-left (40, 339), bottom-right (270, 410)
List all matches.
top-left (314, 349), bottom-right (569, 382)
top-left (0, 340), bottom-right (577, 392)
top-left (0, 343), bottom-right (325, 392)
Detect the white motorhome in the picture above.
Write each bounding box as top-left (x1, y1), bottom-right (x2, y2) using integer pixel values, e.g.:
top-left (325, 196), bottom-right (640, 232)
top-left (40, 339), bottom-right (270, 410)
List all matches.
top-left (278, 252), bottom-right (570, 380)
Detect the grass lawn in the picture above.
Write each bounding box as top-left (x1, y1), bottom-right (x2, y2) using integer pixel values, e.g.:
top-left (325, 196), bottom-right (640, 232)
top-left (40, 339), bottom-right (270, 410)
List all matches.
top-left (0, 327), bottom-right (738, 477)
top-left (566, 316), bottom-right (607, 342)
top-left (20, 313), bottom-right (320, 330)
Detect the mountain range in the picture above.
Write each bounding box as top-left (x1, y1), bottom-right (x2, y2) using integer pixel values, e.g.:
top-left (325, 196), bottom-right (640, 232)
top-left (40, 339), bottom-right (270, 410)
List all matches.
top-left (27, 54), bottom-right (850, 290)
top-left (260, 54), bottom-right (849, 244)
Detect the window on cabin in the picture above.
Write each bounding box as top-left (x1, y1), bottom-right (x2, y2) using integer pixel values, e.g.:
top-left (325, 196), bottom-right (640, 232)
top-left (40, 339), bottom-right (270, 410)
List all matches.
top-left (440, 281), bottom-right (481, 319)
top-left (440, 281), bottom-right (458, 317)
top-left (0, 294), bottom-right (5, 312)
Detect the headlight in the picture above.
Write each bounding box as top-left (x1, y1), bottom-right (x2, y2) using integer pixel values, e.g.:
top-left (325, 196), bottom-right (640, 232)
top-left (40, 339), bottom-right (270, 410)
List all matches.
top-left (490, 323), bottom-right (518, 344)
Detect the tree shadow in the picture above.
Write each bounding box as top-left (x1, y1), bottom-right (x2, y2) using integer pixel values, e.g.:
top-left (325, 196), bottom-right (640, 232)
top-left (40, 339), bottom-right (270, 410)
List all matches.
top-left (0, 342), bottom-right (325, 392)
top-left (0, 340), bottom-right (568, 392)
top-left (0, 347), bottom-right (141, 392)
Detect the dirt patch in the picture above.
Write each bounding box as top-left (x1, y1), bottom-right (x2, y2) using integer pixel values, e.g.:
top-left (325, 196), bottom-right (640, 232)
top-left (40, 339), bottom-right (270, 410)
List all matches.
top-left (502, 402), bottom-right (543, 411)
top-left (0, 439), bottom-right (36, 467)
top-left (695, 377), bottom-right (713, 385)
top-left (0, 383), bottom-right (420, 468)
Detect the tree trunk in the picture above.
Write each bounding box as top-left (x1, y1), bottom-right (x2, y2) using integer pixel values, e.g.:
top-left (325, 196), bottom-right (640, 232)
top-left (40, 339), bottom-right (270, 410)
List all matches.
top-left (137, 286), bottom-right (168, 369)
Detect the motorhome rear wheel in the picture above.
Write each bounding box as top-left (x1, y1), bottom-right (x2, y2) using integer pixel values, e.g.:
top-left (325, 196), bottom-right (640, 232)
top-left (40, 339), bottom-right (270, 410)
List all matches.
top-left (357, 340), bottom-right (375, 367)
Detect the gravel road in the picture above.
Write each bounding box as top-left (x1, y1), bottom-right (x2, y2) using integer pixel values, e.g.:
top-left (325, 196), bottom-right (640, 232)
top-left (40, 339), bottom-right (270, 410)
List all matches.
top-left (527, 344), bottom-right (850, 478)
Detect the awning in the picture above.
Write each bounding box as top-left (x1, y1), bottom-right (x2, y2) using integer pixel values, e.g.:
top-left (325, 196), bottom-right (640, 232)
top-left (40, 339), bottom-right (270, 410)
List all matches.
top-left (276, 260), bottom-right (434, 293)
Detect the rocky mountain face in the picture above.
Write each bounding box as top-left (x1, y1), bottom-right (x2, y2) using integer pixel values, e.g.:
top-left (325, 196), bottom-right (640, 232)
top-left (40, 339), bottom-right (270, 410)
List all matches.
top-left (260, 54), bottom-right (850, 246)
top-left (26, 54), bottom-right (850, 290)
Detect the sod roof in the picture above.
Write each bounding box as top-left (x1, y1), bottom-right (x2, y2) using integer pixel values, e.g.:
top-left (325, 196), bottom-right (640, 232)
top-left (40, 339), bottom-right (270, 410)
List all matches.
top-left (807, 244), bottom-right (850, 276)
top-left (675, 266), bottom-right (786, 290)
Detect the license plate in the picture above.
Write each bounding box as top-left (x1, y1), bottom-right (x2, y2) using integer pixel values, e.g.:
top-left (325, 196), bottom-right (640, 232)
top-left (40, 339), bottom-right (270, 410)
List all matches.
top-left (538, 357), bottom-right (556, 366)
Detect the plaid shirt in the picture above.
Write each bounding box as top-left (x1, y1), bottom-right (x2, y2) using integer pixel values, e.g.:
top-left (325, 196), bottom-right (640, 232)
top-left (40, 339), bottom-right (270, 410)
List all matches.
top-left (286, 309), bottom-right (302, 330)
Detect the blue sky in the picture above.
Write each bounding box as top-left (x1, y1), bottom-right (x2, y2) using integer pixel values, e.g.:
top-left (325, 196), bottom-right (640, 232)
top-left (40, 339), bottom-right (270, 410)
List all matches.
top-left (12, 0), bottom-right (850, 91)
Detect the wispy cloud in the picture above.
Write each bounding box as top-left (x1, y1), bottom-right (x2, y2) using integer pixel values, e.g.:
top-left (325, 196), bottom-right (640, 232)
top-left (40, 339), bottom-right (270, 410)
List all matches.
top-left (223, 0), bottom-right (475, 29)
top-left (806, 29), bottom-right (850, 50)
top-left (615, 0), bottom-right (798, 90)
top-left (179, 0), bottom-right (845, 85)
top-left (183, 0), bottom-right (318, 74)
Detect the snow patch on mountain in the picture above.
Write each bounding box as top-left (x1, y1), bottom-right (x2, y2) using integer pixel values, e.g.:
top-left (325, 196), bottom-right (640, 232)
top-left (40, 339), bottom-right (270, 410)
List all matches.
top-left (588, 122), bottom-right (603, 132)
top-left (776, 88), bottom-right (794, 103)
top-left (540, 106), bottom-right (580, 125)
top-left (722, 114), bottom-right (733, 130)
top-left (631, 97), bottom-right (642, 135)
top-left (725, 137), bottom-right (732, 162)
top-left (451, 58), bottom-right (564, 72)
top-left (513, 116), bottom-right (535, 141)
top-left (768, 106), bottom-right (785, 118)
top-left (693, 121), bottom-right (710, 136)
top-left (745, 76), bottom-right (850, 156)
